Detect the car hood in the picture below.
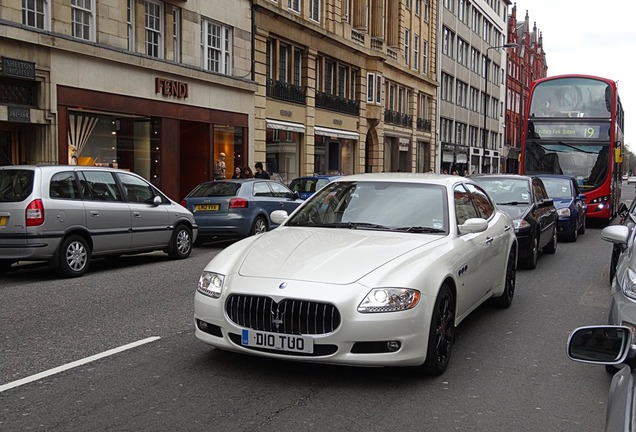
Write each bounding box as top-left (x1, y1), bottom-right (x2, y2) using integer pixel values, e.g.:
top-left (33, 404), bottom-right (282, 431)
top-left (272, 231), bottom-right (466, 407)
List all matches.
top-left (497, 204), bottom-right (530, 220)
top-left (237, 227), bottom-right (444, 284)
top-left (551, 197), bottom-right (573, 209)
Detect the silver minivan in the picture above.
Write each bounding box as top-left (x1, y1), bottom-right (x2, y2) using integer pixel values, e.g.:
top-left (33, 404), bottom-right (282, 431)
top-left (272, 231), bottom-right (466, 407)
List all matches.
top-left (0, 165), bottom-right (198, 277)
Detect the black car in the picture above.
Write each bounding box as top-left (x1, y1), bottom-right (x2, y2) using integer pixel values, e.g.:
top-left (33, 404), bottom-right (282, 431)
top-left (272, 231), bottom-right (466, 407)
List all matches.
top-left (472, 174), bottom-right (558, 269)
top-left (537, 174), bottom-right (587, 242)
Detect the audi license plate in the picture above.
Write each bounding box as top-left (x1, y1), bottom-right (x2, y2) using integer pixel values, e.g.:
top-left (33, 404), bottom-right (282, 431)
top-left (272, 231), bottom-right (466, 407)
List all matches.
top-left (241, 329), bottom-right (314, 353)
top-left (195, 204), bottom-right (219, 211)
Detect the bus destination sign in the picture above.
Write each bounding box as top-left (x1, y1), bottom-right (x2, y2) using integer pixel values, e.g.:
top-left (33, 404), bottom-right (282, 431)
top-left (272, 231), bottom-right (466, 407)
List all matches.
top-left (533, 123), bottom-right (600, 139)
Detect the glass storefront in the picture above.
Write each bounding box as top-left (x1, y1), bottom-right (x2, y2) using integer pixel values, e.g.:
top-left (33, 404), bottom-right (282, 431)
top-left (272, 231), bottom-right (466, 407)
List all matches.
top-left (68, 111), bottom-right (161, 184)
top-left (266, 129), bottom-right (300, 184)
top-left (314, 135), bottom-right (354, 176)
top-left (214, 125), bottom-right (244, 180)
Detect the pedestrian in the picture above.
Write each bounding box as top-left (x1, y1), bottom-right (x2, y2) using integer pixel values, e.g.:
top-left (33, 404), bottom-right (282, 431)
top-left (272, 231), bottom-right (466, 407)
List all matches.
top-left (231, 166), bottom-right (243, 179)
top-left (243, 166), bottom-right (255, 178)
top-left (214, 152), bottom-right (226, 180)
top-left (254, 162), bottom-right (270, 179)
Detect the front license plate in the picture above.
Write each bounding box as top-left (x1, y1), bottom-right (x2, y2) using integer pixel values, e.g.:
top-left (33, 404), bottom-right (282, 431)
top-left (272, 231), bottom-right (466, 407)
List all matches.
top-left (0, 216), bottom-right (6, 226)
top-left (241, 329), bottom-right (314, 354)
top-left (195, 204), bottom-right (219, 211)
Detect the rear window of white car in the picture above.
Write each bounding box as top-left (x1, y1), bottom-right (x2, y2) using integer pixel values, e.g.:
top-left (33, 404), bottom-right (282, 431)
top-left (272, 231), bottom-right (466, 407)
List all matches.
top-left (0, 169), bottom-right (34, 202)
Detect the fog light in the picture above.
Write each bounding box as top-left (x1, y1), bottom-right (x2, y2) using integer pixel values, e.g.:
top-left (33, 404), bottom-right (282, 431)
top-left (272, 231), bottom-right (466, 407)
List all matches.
top-left (197, 320), bottom-right (208, 331)
top-left (387, 341), bottom-right (401, 352)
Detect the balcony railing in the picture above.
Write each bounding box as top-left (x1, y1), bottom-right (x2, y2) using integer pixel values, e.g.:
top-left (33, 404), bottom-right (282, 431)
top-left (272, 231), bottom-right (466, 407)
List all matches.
top-left (315, 91), bottom-right (360, 115)
top-left (384, 110), bottom-right (412, 127)
top-left (266, 79), bottom-right (306, 104)
top-left (417, 118), bottom-right (432, 132)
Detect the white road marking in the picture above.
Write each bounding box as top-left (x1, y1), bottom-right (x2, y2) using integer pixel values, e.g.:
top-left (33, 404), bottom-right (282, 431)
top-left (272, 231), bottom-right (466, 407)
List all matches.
top-left (0, 336), bottom-right (161, 393)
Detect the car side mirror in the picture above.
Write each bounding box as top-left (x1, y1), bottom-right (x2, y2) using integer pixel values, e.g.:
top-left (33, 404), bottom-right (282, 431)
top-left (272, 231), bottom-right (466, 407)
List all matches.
top-left (601, 225), bottom-right (630, 245)
top-left (458, 218), bottom-right (488, 235)
top-left (567, 325), bottom-right (631, 365)
top-left (153, 195), bottom-right (162, 206)
top-left (271, 210), bottom-right (289, 225)
top-left (538, 198), bottom-right (553, 208)
top-left (292, 191), bottom-right (300, 200)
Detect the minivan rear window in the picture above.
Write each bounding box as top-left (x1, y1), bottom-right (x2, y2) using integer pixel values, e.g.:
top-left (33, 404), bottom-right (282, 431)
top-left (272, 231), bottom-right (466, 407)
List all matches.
top-left (188, 182), bottom-right (241, 197)
top-left (0, 169), bottom-right (34, 202)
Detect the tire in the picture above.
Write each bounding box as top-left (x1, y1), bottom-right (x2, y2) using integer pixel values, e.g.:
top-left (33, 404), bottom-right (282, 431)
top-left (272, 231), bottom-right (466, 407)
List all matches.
top-left (58, 235), bottom-right (90, 278)
top-left (421, 284), bottom-right (455, 376)
top-left (544, 226), bottom-right (557, 254)
top-left (566, 226), bottom-right (578, 242)
top-left (167, 225), bottom-right (192, 259)
top-left (491, 247), bottom-right (516, 308)
top-left (523, 235), bottom-right (538, 270)
top-left (577, 216), bottom-right (586, 235)
top-left (251, 216), bottom-right (268, 235)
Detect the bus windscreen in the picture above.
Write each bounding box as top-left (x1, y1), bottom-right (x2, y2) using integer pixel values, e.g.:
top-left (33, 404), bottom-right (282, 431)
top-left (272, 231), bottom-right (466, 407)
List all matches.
top-left (528, 77), bottom-right (612, 118)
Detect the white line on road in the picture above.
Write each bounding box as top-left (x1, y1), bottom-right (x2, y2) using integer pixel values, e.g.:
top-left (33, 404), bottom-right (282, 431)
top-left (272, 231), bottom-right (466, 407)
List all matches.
top-left (0, 336), bottom-right (161, 393)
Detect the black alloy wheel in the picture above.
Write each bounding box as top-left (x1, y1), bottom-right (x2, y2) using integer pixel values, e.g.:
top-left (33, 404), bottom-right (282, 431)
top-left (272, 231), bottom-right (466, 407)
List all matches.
top-left (491, 247), bottom-right (516, 308)
top-left (422, 284), bottom-right (455, 376)
top-left (544, 226), bottom-right (557, 254)
top-left (524, 235), bottom-right (539, 270)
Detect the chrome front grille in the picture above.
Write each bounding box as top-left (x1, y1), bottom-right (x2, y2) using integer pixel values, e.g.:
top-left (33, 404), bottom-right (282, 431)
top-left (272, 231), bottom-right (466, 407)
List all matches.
top-left (225, 294), bottom-right (341, 335)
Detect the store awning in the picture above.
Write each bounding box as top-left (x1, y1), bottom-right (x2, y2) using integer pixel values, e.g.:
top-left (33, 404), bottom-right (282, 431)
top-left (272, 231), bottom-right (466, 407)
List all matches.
top-left (314, 126), bottom-right (359, 140)
top-left (266, 119), bottom-right (305, 133)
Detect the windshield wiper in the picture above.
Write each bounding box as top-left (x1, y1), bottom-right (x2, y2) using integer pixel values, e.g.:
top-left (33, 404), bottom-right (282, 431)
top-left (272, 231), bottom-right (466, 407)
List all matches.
top-left (394, 226), bottom-right (446, 233)
top-left (497, 201), bottom-right (528, 206)
top-left (312, 222), bottom-right (392, 230)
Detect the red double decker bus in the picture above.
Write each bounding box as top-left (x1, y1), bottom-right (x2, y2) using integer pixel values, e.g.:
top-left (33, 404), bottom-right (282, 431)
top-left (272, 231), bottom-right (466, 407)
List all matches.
top-left (520, 74), bottom-right (625, 222)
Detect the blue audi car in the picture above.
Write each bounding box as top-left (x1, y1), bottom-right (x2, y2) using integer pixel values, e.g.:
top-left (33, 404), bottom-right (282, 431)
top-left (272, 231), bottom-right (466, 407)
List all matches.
top-left (288, 175), bottom-right (340, 200)
top-left (537, 174), bottom-right (586, 242)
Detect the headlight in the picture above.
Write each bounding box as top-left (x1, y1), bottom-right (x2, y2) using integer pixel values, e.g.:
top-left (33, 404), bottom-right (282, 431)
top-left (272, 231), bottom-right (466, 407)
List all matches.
top-left (620, 268), bottom-right (636, 302)
top-left (358, 288), bottom-right (420, 313)
top-left (513, 219), bottom-right (530, 231)
top-left (197, 271), bottom-right (225, 298)
top-left (557, 208), bottom-right (571, 217)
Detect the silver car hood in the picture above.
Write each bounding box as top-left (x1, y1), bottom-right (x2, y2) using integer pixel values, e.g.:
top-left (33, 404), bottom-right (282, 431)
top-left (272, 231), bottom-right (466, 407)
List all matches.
top-left (237, 227), bottom-right (443, 284)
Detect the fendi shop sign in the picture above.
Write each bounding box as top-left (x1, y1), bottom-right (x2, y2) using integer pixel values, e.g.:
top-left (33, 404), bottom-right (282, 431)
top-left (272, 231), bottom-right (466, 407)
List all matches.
top-left (2, 57), bottom-right (35, 80)
top-left (155, 77), bottom-right (188, 99)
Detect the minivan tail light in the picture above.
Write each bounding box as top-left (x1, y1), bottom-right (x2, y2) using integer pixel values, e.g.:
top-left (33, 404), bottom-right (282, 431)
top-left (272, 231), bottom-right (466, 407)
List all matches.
top-left (180, 199), bottom-right (187, 207)
top-left (229, 198), bottom-right (248, 208)
top-left (26, 199), bottom-right (44, 226)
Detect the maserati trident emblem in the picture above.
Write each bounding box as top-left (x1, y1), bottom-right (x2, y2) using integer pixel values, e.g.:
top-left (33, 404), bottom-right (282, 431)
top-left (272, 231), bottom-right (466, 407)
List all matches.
top-left (279, 282), bottom-right (287, 289)
top-left (271, 302), bottom-right (286, 330)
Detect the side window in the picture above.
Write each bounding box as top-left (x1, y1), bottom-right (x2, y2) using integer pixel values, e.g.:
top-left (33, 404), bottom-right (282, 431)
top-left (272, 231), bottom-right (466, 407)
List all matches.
top-left (253, 182), bottom-right (272, 197)
top-left (79, 171), bottom-right (122, 202)
top-left (533, 179), bottom-right (547, 201)
top-left (49, 171), bottom-right (80, 200)
top-left (269, 181), bottom-right (293, 198)
top-left (117, 172), bottom-right (155, 204)
top-left (454, 184), bottom-right (479, 225)
top-left (466, 183), bottom-right (494, 219)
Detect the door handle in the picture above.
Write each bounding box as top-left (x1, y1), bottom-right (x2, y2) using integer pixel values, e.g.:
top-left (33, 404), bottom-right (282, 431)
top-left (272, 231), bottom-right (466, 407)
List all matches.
top-left (133, 212), bottom-right (141, 218)
top-left (485, 237), bottom-right (494, 244)
top-left (90, 211), bottom-right (99, 217)
top-left (504, 225), bottom-right (511, 232)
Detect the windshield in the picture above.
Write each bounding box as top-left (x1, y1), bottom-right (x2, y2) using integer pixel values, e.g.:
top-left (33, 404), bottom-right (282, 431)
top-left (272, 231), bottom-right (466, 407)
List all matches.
top-left (286, 181), bottom-right (448, 233)
top-left (524, 141), bottom-right (609, 190)
top-left (529, 77), bottom-right (612, 118)
top-left (540, 177), bottom-right (573, 199)
top-left (472, 178), bottom-right (531, 207)
top-left (187, 181), bottom-right (241, 197)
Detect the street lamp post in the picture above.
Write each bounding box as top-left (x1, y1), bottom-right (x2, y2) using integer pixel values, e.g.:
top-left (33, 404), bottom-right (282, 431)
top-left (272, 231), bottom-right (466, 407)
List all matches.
top-left (482, 43), bottom-right (516, 174)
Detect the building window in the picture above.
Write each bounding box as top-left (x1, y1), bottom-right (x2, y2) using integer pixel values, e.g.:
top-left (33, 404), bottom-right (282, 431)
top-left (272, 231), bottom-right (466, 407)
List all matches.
top-left (203, 20), bottom-right (232, 75)
top-left (413, 35), bottom-right (419, 70)
top-left (172, 7), bottom-right (181, 62)
top-left (422, 40), bottom-right (428, 75)
top-left (279, 45), bottom-right (288, 81)
top-left (288, 0), bottom-right (300, 13)
top-left (23, 0), bottom-right (50, 30)
top-left (145, 0), bottom-right (163, 58)
top-left (310, 0), bottom-right (320, 21)
top-left (424, 0), bottom-right (430, 21)
top-left (404, 30), bottom-right (410, 66)
top-left (367, 72), bottom-right (382, 104)
top-left (415, 0), bottom-right (421, 16)
top-left (71, 0), bottom-right (94, 41)
top-left (127, 0), bottom-right (135, 51)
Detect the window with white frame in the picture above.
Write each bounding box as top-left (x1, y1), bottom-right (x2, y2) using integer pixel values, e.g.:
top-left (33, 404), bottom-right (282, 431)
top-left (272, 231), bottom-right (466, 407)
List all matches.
top-left (172, 7), bottom-right (181, 62)
top-left (415, 0), bottom-right (421, 15)
top-left (203, 19), bottom-right (232, 75)
top-left (23, 0), bottom-right (50, 30)
top-left (288, 0), bottom-right (300, 13)
top-left (71, 0), bottom-right (94, 41)
top-left (405, 30), bottom-right (410, 66)
top-left (418, 93), bottom-right (429, 119)
top-left (422, 40), bottom-right (428, 74)
top-left (367, 73), bottom-right (382, 104)
top-left (127, 0), bottom-right (135, 51)
top-left (424, 0), bottom-right (430, 21)
top-left (310, 0), bottom-right (320, 21)
top-left (145, 0), bottom-right (163, 58)
top-left (414, 35), bottom-right (419, 70)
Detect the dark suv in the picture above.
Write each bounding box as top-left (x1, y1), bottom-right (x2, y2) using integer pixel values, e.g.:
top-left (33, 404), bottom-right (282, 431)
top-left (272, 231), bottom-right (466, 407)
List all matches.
top-left (0, 165), bottom-right (198, 277)
top-left (471, 174), bottom-right (558, 269)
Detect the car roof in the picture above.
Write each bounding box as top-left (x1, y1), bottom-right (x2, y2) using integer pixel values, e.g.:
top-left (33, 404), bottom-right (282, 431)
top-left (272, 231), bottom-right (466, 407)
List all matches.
top-left (333, 172), bottom-right (479, 188)
top-left (535, 174), bottom-right (576, 180)
top-left (290, 175), bottom-right (340, 181)
top-left (470, 173), bottom-right (533, 181)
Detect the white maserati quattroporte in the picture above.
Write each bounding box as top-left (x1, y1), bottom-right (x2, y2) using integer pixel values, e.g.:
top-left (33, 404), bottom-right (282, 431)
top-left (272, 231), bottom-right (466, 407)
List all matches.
top-left (194, 173), bottom-right (518, 375)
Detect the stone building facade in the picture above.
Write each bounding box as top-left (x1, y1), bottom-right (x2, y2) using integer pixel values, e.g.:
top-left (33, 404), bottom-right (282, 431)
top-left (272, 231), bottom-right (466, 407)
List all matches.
top-left (0, 0), bottom-right (255, 200)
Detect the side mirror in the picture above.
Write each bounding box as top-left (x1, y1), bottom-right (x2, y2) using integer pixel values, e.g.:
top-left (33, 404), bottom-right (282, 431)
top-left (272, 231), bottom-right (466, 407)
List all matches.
top-left (458, 218), bottom-right (488, 234)
top-left (153, 195), bottom-right (162, 206)
top-left (538, 198), bottom-right (554, 208)
top-left (567, 325), bottom-right (631, 365)
top-left (601, 224), bottom-right (630, 245)
top-left (271, 210), bottom-right (289, 225)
